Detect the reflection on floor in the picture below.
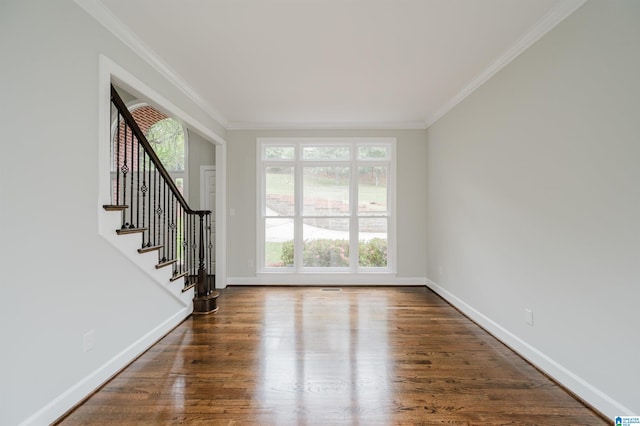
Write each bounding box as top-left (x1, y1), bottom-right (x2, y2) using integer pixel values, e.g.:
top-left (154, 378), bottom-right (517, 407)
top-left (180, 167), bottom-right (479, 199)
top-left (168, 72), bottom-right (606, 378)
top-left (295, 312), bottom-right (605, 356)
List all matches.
top-left (58, 286), bottom-right (606, 425)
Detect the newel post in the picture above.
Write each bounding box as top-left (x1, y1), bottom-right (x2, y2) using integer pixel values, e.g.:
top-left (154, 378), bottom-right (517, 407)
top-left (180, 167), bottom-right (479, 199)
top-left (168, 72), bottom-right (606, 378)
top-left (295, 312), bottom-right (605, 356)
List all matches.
top-left (192, 211), bottom-right (219, 314)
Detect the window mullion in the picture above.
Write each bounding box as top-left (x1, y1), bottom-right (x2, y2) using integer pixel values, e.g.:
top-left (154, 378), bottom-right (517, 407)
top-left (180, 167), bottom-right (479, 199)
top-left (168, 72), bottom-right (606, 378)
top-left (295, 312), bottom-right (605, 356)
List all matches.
top-left (350, 158), bottom-right (358, 272)
top-left (294, 162), bottom-right (302, 273)
top-left (259, 164), bottom-right (265, 271)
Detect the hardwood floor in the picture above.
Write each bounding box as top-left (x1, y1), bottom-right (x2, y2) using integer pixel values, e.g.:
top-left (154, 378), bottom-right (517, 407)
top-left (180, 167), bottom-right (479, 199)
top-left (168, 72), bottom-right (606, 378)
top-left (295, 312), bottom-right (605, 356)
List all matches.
top-left (58, 286), bottom-right (605, 425)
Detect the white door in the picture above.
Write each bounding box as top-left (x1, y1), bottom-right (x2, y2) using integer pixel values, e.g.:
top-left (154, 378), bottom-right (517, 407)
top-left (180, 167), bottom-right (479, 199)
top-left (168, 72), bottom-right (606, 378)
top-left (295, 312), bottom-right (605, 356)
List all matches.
top-left (201, 166), bottom-right (215, 273)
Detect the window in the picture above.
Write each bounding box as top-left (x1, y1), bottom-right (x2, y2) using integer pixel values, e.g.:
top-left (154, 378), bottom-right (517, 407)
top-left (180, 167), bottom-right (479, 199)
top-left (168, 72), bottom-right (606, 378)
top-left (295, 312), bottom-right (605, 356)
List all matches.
top-left (145, 116), bottom-right (186, 195)
top-left (258, 138), bottom-right (395, 273)
top-left (110, 103), bottom-right (187, 198)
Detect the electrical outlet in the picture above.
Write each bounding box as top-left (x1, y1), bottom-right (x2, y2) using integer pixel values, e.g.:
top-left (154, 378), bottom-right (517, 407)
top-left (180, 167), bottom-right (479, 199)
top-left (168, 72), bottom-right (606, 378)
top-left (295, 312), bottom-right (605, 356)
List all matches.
top-left (248, 258), bottom-right (254, 268)
top-left (84, 330), bottom-right (96, 352)
top-left (229, 207), bottom-right (236, 216)
top-left (524, 309), bottom-right (534, 326)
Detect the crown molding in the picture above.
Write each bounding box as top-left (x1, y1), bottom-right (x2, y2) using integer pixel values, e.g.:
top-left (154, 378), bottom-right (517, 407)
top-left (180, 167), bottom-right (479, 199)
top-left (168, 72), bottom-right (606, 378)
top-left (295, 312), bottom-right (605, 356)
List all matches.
top-left (74, 0), bottom-right (229, 128)
top-left (425, 0), bottom-right (588, 128)
top-left (226, 120), bottom-right (427, 131)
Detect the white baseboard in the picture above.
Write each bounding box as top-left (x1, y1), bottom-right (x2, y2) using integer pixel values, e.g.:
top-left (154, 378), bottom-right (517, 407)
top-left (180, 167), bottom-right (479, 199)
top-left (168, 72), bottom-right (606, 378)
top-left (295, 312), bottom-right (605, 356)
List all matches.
top-left (426, 279), bottom-right (631, 419)
top-left (228, 275), bottom-right (427, 286)
top-left (20, 307), bottom-right (191, 426)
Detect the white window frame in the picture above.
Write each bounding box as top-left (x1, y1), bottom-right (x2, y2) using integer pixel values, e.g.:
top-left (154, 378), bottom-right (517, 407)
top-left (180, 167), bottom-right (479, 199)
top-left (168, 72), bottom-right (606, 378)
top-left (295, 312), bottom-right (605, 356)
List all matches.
top-left (257, 137), bottom-right (396, 275)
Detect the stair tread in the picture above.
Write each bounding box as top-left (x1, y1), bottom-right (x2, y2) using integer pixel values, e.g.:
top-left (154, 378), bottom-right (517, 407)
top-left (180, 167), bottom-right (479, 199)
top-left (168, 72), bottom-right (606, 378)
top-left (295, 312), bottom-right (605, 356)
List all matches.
top-left (170, 271), bottom-right (188, 282)
top-left (116, 227), bottom-right (147, 235)
top-left (182, 282), bottom-right (196, 293)
top-left (138, 245), bottom-right (163, 254)
top-left (156, 259), bottom-right (177, 269)
top-left (103, 205), bottom-right (128, 211)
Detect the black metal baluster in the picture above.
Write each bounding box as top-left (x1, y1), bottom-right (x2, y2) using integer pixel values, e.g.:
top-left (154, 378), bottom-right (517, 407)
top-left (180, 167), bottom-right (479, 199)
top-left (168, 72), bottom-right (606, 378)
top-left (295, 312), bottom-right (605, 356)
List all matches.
top-left (171, 197), bottom-right (180, 274)
top-left (207, 213), bottom-right (213, 288)
top-left (174, 202), bottom-right (180, 275)
top-left (180, 209), bottom-right (186, 279)
top-left (183, 212), bottom-right (188, 282)
top-left (192, 214), bottom-right (195, 280)
top-left (204, 213), bottom-right (208, 283)
top-left (162, 181), bottom-right (168, 262)
top-left (182, 208), bottom-right (186, 277)
top-left (170, 187), bottom-right (174, 263)
top-left (169, 192), bottom-right (176, 270)
top-left (141, 152), bottom-right (148, 247)
top-left (162, 180), bottom-right (166, 260)
top-left (195, 214), bottom-right (199, 283)
top-left (170, 190), bottom-right (174, 263)
top-left (194, 213), bottom-right (198, 282)
top-left (121, 124), bottom-right (129, 229)
top-left (136, 140), bottom-right (141, 234)
top-left (115, 113), bottom-right (121, 206)
top-left (191, 213), bottom-right (195, 281)
top-left (186, 214), bottom-right (191, 280)
top-left (187, 214), bottom-right (191, 279)
top-left (129, 126), bottom-right (135, 229)
top-left (147, 159), bottom-right (153, 247)
top-left (152, 169), bottom-right (157, 247)
top-left (156, 172), bottom-right (162, 256)
top-left (162, 180), bottom-right (167, 261)
top-left (174, 198), bottom-right (178, 266)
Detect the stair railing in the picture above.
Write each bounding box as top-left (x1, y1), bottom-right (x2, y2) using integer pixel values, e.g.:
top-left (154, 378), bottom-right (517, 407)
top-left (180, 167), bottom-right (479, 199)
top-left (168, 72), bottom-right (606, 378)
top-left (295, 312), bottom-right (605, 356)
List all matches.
top-left (106, 85), bottom-right (217, 314)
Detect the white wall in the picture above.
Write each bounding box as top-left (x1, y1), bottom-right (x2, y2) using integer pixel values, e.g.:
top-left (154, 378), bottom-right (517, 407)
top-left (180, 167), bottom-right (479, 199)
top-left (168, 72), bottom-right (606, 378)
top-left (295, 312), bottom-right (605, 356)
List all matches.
top-left (0, 1), bottom-right (225, 424)
top-left (426, 0), bottom-right (640, 416)
top-left (188, 130), bottom-right (216, 208)
top-left (226, 129), bottom-right (427, 282)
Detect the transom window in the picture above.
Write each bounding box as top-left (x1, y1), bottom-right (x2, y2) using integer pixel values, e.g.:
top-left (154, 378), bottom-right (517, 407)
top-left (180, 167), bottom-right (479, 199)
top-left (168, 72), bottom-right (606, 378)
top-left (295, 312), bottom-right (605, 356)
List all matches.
top-left (258, 138), bottom-right (395, 273)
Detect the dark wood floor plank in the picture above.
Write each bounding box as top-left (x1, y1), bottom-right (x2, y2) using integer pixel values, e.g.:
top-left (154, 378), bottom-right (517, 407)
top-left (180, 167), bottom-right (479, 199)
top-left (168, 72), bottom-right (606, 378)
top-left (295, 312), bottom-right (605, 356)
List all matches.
top-left (57, 286), bottom-right (605, 425)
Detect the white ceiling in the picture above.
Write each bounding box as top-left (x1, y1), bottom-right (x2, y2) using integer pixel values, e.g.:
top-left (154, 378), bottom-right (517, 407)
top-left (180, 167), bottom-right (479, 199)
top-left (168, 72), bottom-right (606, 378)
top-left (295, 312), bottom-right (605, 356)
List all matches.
top-left (93, 0), bottom-right (584, 129)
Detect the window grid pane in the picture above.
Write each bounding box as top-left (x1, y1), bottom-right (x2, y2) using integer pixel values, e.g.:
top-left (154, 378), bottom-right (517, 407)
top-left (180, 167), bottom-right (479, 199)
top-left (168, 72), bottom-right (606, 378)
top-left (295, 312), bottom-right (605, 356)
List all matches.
top-left (358, 166), bottom-right (388, 216)
top-left (359, 218), bottom-right (388, 267)
top-left (303, 218), bottom-right (349, 267)
top-left (302, 145), bottom-right (350, 161)
top-left (358, 145), bottom-right (389, 160)
top-left (264, 146), bottom-right (295, 160)
top-left (303, 166), bottom-right (350, 216)
top-left (265, 166), bottom-right (295, 216)
top-left (265, 218), bottom-right (294, 268)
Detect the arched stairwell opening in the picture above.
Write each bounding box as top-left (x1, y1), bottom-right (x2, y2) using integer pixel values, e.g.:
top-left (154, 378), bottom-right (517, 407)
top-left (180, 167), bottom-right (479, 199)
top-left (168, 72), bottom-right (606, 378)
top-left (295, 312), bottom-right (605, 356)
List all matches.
top-left (104, 84), bottom-right (218, 314)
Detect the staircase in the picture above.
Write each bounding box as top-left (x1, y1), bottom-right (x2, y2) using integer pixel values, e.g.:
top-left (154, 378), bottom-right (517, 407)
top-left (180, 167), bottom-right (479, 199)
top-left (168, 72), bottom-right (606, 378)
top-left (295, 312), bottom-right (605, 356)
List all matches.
top-left (104, 84), bottom-right (218, 314)
top-left (100, 204), bottom-right (196, 307)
